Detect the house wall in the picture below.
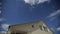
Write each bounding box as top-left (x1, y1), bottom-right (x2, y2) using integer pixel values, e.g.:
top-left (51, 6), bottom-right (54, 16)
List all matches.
top-left (7, 30), bottom-right (11, 34)
top-left (7, 21), bottom-right (53, 34)
top-left (9, 21), bottom-right (43, 32)
top-left (28, 29), bottom-right (53, 34)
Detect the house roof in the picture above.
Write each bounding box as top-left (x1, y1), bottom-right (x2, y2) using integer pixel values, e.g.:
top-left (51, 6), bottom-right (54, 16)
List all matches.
top-left (8, 20), bottom-right (54, 34)
top-left (8, 20), bottom-right (42, 28)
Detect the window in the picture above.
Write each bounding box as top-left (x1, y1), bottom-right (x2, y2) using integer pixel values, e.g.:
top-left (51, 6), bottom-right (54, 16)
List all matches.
top-left (8, 26), bottom-right (10, 29)
top-left (39, 26), bottom-right (42, 30)
top-left (43, 26), bottom-right (48, 32)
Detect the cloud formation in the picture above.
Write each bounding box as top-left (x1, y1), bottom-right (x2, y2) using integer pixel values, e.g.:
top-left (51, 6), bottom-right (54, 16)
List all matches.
top-left (47, 10), bottom-right (60, 18)
top-left (0, 31), bottom-right (7, 34)
top-left (1, 24), bottom-right (10, 31)
top-left (0, 10), bottom-right (1, 14)
top-left (49, 16), bottom-right (57, 21)
top-left (0, 18), bottom-right (6, 21)
top-left (57, 27), bottom-right (60, 31)
top-left (0, 2), bottom-right (2, 5)
top-left (46, 10), bottom-right (60, 21)
top-left (51, 28), bottom-right (55, 31)
top-left (24, 0), bottom-right (50, 5)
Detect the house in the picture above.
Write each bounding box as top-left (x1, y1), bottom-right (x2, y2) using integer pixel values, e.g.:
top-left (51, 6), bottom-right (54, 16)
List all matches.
top-left (7, 20), bottom-right (54, 34)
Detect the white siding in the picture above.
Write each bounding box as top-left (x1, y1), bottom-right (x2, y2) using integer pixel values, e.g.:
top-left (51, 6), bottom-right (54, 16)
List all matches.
top-left (28, 29), bottom-right (53, 34)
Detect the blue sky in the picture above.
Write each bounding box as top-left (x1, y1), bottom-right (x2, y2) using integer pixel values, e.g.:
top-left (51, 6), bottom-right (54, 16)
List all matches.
top-left (0, 0), bottom-right (60, 34)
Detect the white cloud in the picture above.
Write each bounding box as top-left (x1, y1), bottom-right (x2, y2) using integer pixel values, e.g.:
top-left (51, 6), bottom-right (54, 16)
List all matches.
top-left (24, 0), bottom-right (50, 5)
top-left (0, 7), bottom-right (1, 8)
top-left (0, 10), bottom-right (1, 14)
top-left (1, 24), bottom-right (10, 31)
top-left (0, 31), bottom-right (7, 34)
top-left (49, 16), bottom-right (57, 21)
top-left (51, 28), bottom-right (54, 31)
top-left (0, 18), bottom-right (6, 21)
top-left (57, 27), bottom-right (60, 31)
top-left (47, 10), bottom-right (60, 18)
top-left (0, 2), bottom-right (2, 5)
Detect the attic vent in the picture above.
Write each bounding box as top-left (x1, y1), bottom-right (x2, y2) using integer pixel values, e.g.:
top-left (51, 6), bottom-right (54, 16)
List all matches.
top-left (32, 25), bottom-right (34, 28)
